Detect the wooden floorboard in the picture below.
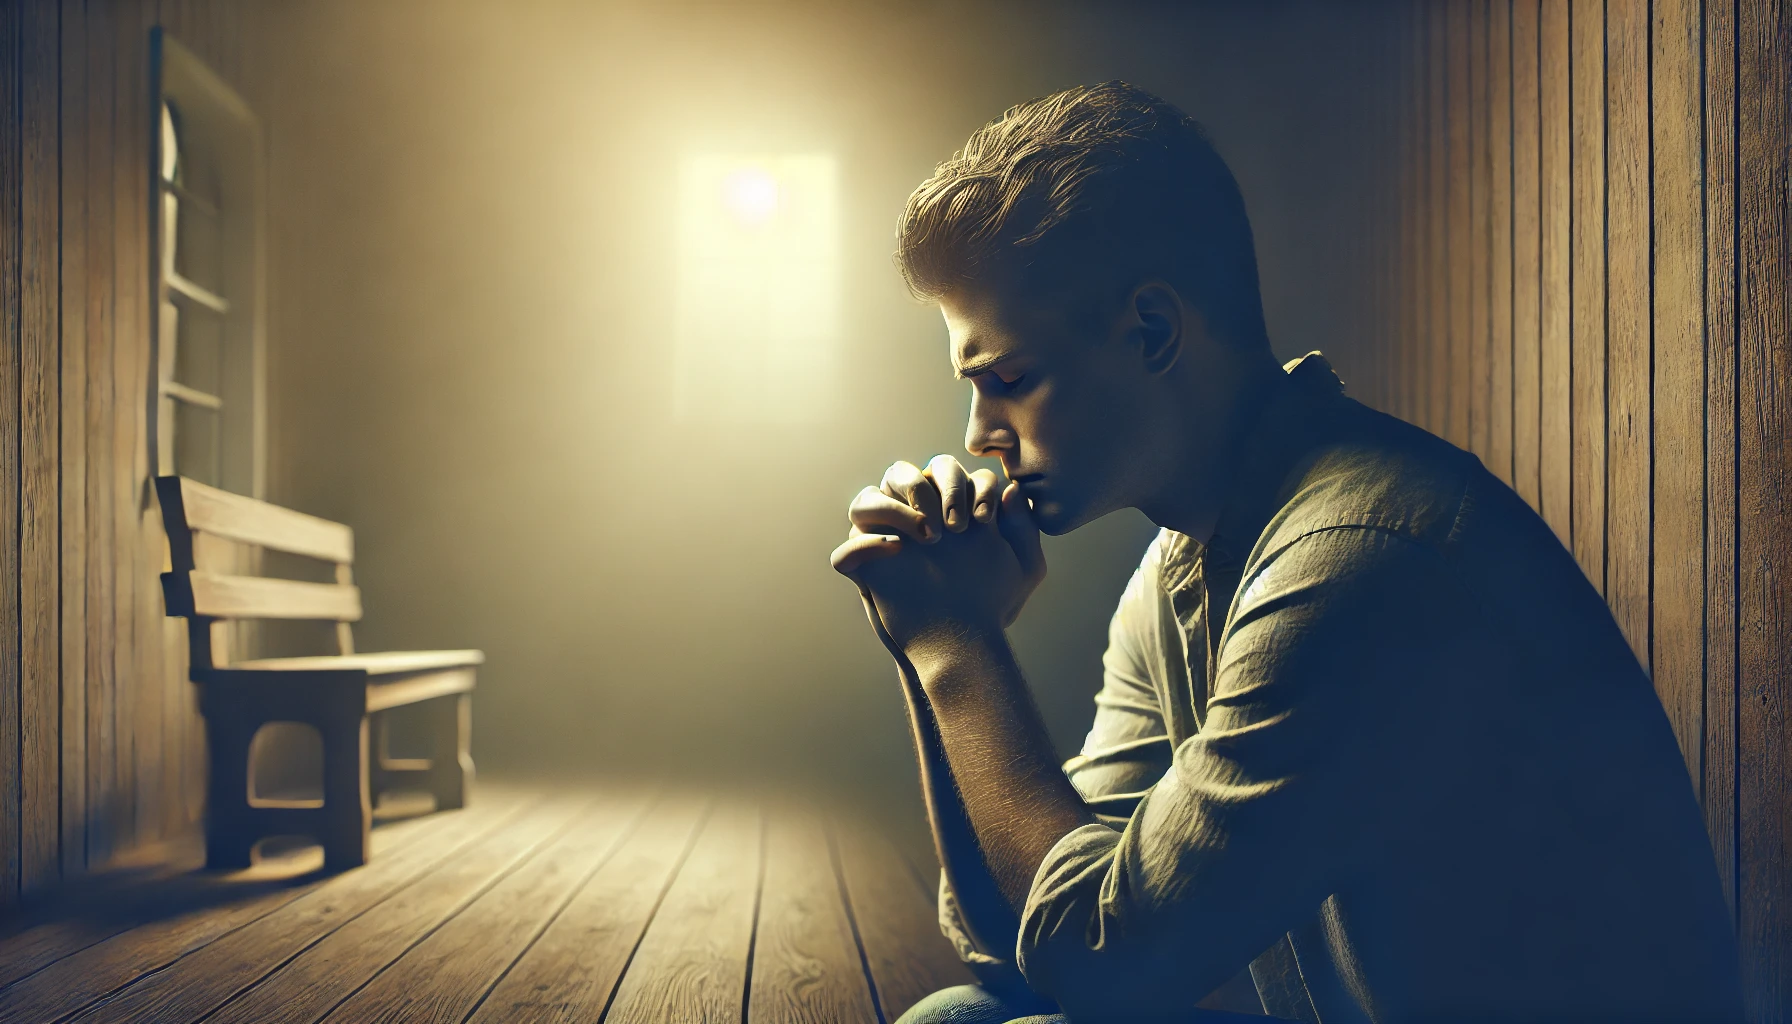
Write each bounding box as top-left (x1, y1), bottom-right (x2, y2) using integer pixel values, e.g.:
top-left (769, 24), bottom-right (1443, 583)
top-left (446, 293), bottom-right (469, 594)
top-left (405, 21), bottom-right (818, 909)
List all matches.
top-left (0, 804), bottom-right (459, 1024)
top-left (65, 794), bottom-right (545, 1024)
top-left (0, 858), bottom-right (192, 991)
top-left (317, 791), bottom-right (651, 1024)
top-left (463, 793), bottom-right (707, 1024)
top-left (833, 816), bottom-right (976, 1022)
top-left (0, 783), bottom-right (977, 1024)
top-left (603, 802), bottom-right (764, 1024)
top-left (747, 807), bottom-right (880, 1024)
top-left (0, 791), bottom-right (455, 990)
top-left (202, 794), bottom-right (588, 1024)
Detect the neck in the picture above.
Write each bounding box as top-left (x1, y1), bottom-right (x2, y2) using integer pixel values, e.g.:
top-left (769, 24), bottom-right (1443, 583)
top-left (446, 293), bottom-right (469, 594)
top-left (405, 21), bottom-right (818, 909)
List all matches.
top-left (1139, 352), bottom-right (1284, 543)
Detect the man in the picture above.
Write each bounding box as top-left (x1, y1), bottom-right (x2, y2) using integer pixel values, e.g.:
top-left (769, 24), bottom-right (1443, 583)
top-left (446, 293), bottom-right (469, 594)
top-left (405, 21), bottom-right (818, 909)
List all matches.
top-left (831, 82), bottom-right (1742, 1023)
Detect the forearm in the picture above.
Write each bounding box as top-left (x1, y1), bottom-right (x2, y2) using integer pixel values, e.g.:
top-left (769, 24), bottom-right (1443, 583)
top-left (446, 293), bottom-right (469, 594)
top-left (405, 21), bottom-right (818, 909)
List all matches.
top-left (892, 648), bottom-right (1024, 956)
top-left (910, 629), bottom-right (1095, 912)
top-left (857, 588), bottom-right (1020, 954)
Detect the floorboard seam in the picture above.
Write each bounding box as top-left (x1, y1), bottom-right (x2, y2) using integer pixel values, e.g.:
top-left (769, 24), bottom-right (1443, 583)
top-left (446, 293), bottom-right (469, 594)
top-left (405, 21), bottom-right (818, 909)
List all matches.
top-left (828, 817), bottom-right (889, 1024)
top-left (737, 807), bottom-right (766, 1024)
top-left (0, 806), bottom-right (456, 1002)
top-left (593, 797), bottom-right (713, 1024)
top-left (297, 796), bottom-right (595, 1024)
top-left (454, 791), bottom-right (659, 1024)
top-left (180, 797), bottom-right (549, 1024)
top-left (0, 861), bottom-right (190, 987)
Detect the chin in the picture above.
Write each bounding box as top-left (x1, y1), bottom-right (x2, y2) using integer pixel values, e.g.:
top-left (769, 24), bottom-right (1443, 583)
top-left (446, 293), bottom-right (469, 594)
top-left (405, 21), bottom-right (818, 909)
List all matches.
top-left (1026, 496), bottom-right (1096, 536)
top-left (1024, 478), bottom-right (1137, 534)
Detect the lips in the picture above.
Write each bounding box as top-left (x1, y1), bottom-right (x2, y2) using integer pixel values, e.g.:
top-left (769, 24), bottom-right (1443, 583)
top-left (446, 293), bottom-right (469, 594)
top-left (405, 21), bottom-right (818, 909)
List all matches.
top-left (1011, 474), bottom-right (1048, 500)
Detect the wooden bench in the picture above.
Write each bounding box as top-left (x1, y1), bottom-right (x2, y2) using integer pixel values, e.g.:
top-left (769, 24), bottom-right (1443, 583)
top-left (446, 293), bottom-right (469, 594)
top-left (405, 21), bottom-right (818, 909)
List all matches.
top-left (155, 475), bottom-right (481, 870)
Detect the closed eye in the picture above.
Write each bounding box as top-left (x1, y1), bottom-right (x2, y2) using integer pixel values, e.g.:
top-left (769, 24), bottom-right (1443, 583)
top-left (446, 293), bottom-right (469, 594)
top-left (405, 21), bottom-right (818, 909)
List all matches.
top-left (975, 370), bottom-right (1026, 395)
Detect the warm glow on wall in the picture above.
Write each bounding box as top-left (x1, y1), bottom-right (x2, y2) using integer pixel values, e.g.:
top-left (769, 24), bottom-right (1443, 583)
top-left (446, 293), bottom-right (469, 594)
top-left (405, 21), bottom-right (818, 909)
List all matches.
top-left (674, 154), bottom-right (841, 424)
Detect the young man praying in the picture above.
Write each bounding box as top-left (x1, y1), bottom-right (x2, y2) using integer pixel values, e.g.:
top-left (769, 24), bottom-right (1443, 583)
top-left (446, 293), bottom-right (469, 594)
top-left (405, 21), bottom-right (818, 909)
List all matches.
top-left (831, 82), bottom-right (1741, 1024)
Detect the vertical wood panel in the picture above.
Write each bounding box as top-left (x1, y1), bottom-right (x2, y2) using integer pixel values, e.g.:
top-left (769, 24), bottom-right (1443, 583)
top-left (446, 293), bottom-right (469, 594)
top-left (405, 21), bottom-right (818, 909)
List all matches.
top-left (157, 0), bottom-right (190, 842)
top-left (59, 0), bottom-right (88, 878)
top-left (1382, 7), bottom-right (1409, 419)
top-left (1539, 0), bottom-right (1572, 544)
top-left (1470, 0), bottom-right (1492, 462)
top-left (1737, 0), bottom-right (1791, 1015)
top-left (1448, 0), bottom-right (1473, 450)
top-left (1570, 0), bottom-right (1608, 594)
top-left (1380, 0), bottom-right (1789, 1010)
top-left (1, 0), bottom-right (25, 912)
top-left (1607, 0), bottom-right (1652, 668)
top-left (21, 0), bottom-right (63, 895)
top-left (109, 0), bottom-right (142, 847)
top-left (1370, 11), bottom-right (1394, 416)
top-left (1404, 4), bottom-right (1426, 425)
top-left (124, 0), bottom-right (162, 845)
top-left (84, 0), bottom-right (117, 867)
top-left (1512, 0), bottom-right (1543, 508)
top-left (1427, 3), bottom-right (1450, 437)
top-left (1396, 5), bottom-right (1418, 423)
top-left (0, 0), bottom-right (235, 897)
top-left (1652, 0), bottom-right (1709, 792)
top-left (1490, 0), bottom-right (1515, 484)
top-left (1701, 0), bottom-right (1740, 925)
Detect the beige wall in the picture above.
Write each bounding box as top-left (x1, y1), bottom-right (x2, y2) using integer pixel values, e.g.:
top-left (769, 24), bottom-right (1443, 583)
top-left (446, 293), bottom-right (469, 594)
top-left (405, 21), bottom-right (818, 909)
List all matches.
top-left (242, 0), bottom-right (1403, 790)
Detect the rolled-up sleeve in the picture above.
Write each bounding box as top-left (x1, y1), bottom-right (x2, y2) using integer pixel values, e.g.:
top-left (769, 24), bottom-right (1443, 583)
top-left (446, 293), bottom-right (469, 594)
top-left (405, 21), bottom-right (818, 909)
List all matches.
top-left (1015, 526), bottom-right (1450, 1020)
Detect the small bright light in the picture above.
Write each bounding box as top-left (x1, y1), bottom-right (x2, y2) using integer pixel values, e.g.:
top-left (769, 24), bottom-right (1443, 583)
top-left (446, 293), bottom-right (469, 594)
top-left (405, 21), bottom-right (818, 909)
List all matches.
top-left (675, 154), bottom-right (839, 424)
top-left (722, 168), bottom-right (780, 226)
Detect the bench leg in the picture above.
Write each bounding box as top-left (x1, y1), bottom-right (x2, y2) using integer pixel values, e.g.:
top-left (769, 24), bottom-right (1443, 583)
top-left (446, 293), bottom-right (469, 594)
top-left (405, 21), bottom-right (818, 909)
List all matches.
top-left (204, 714), bottom-right (258, 870)
top-left (319, 710), bottom-right (372, 870)
top-left (428, 693), bottom-right (473, 811)
top-left (368, 710), bottom-right (394, 804)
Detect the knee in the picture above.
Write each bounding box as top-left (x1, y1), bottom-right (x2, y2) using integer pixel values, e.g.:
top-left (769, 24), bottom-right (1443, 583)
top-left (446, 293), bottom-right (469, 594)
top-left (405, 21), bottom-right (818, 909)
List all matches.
top-left (894, 984), bottom-right (1064, 1024)
top-left (894, 985), bottom-right (1019, 1024)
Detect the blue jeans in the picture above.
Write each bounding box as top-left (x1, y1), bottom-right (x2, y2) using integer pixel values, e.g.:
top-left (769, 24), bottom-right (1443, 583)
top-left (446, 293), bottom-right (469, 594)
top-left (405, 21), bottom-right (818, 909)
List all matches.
top-left (894, 983), bottom-right (1290, 1024)
top-left (894, 984), bottom-right (1066, 1024)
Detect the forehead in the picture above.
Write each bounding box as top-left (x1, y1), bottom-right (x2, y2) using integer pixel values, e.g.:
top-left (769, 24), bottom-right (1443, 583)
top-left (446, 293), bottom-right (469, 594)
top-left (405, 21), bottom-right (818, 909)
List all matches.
top-left (940, 284), bottom-right (1056, 377)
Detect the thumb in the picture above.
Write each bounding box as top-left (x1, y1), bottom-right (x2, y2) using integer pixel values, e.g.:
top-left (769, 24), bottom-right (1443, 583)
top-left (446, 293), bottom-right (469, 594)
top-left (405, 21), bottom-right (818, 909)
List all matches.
top-left (831, 532), bottom-right (902, 577)
top-left (997, 480), bottom-right (1046, 582)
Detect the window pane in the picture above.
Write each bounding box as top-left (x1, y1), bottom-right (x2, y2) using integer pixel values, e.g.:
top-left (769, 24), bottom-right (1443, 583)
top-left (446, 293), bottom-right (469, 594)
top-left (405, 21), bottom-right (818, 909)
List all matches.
top-left (674, 154), bottom-right (840, 424)
top-left (173, 400), bottom-right (223, 486)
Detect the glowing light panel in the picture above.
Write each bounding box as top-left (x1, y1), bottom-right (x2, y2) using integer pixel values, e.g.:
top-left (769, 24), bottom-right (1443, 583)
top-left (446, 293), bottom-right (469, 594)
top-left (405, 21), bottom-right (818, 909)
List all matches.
top-left (675, 154), bottom-right (840, 424)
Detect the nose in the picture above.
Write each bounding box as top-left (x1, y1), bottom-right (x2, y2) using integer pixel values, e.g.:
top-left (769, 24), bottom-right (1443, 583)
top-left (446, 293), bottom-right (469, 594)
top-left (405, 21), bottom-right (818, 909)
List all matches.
top-left (965, 389), bottom-right (1016, 461)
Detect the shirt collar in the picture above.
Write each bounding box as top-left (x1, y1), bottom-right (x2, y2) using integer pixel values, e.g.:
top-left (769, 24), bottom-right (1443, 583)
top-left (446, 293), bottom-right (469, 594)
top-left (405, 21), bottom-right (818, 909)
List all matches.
top-left (1159, 351), bottom-right (1347, 586)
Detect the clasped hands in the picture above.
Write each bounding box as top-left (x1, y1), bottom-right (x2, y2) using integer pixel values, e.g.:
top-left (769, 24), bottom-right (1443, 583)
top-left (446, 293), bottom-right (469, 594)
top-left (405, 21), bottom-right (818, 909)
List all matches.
top-left (830, 455), bottom-right (1046, 663)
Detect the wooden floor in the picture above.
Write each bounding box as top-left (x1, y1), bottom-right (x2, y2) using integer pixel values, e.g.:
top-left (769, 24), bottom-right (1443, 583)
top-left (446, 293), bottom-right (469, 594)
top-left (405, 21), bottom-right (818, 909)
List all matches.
top-left (0, 782), bottom-right (975, 1024)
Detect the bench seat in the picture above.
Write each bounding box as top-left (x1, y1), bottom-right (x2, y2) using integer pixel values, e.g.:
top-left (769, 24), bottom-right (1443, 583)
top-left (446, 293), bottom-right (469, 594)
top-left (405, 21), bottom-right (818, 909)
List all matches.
top-left (227, 649), bottom-right (485, 675)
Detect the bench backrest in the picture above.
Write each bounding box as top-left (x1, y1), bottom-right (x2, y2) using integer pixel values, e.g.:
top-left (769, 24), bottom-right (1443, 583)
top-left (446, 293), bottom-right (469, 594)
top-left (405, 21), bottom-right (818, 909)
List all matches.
top-left (155, 475), bottom-right (359, 669)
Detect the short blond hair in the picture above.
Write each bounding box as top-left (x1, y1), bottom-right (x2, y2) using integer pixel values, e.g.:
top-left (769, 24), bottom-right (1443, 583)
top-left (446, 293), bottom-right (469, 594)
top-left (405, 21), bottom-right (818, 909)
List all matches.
top-left (895, 81), bottom-right (1268, 347)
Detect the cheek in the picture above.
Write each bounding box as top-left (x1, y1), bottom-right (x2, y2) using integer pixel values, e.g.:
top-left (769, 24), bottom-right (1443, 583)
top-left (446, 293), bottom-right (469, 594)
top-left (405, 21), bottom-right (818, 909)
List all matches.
top-left (1012, 385), bottom-right (1067, 460)
top-left (1017, 380), bottom-right (1109, 468)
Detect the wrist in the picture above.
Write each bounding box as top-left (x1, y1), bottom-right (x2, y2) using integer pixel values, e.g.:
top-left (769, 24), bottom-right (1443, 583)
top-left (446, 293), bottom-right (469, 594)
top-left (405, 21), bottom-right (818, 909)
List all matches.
top-left (907, 624), bottom-right (1012, 698)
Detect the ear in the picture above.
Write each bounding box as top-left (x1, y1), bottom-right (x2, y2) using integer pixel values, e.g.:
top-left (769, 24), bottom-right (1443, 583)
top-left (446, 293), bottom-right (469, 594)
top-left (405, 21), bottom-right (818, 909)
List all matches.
top-left (1124, 280), bottom-right (1186, 376)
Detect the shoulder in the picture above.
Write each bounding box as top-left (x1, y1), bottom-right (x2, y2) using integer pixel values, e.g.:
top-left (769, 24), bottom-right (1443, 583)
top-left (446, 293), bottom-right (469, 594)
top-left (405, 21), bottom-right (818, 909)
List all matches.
top-left (1254, 397), bottom-right (1484, 565)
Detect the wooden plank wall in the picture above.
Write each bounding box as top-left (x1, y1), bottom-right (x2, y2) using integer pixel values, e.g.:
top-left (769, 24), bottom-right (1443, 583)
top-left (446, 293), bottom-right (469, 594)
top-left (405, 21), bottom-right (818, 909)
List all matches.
top-left (0, 0), bottom-right (241, 913)
top-left (1369, 1), bottom-right (1790, 1018)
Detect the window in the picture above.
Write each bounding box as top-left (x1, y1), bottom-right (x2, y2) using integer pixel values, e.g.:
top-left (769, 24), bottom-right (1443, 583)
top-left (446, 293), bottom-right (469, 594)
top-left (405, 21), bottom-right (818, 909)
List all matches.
top-left (154, 31), bottom-right (264, 496)
top-left (673, 154), bottom-right (840, 424)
